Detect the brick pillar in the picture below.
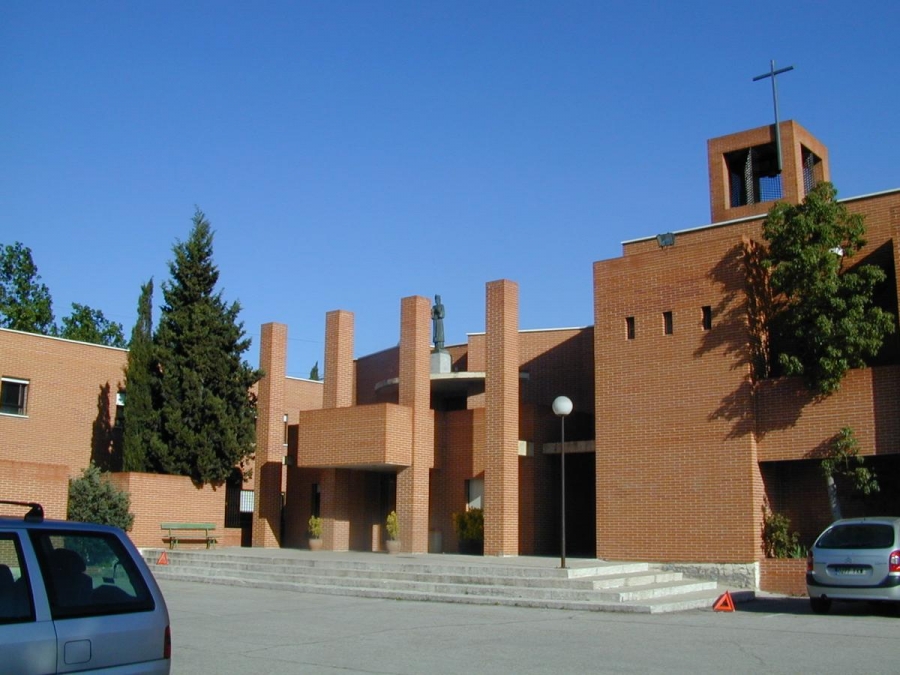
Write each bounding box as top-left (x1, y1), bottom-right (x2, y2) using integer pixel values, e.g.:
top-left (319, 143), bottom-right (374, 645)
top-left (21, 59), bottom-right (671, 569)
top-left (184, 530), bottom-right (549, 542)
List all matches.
top-left (484, 280), bottom-right (519, 556)
top-left (321, 310), bottom-right (354, 550)
top-left (396, 296), bottom-right (434, 554)
top-left (253, 323), bottom-right (287, 548)
top-left (324, 310), bottom-right (354, 409)
top-left (321, 469), bottom-right (351, 551)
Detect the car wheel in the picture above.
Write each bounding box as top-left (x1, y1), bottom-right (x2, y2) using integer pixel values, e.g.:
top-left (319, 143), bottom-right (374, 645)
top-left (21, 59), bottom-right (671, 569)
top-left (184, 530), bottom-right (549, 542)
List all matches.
top-left (809, 597), bottom-right (831, 614)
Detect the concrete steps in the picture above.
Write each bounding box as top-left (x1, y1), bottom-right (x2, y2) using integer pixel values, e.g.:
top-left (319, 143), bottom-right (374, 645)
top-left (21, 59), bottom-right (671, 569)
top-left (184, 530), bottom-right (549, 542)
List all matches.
top-left (142, 549), bottom-right (753, 614)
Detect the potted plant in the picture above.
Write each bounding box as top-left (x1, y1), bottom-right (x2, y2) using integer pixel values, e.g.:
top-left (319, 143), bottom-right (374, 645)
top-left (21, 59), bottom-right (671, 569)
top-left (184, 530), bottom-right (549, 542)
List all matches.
top-left (385, 510), bottom-right (400, 553)
top-left (308, 515), bottom-right (323, 551)
top-left (452, 508), bottom-right (483, 555)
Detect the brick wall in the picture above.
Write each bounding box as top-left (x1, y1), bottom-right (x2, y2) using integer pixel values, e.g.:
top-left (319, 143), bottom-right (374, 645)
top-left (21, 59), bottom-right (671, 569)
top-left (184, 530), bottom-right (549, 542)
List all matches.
top-left (296, 404), bottom-right (413, 467)
top-left (759, 558), bottom-right (807, 596)
top-left (108, 472), bottom-right (225, 549)
top-left (0, 459), bottom-right (69, 520)
top-left (356, 347), bottom-right (400, 406)
top-left (592, 182), bottom-right (900, 565)
top-left (1, 329), bottom-right (127, 476)
top-left (757, 366), bottom-right (900, 463)
top-left (594, 230), bottom-right (764, 563)
top-left (431, 408), bottom-right (478, 553)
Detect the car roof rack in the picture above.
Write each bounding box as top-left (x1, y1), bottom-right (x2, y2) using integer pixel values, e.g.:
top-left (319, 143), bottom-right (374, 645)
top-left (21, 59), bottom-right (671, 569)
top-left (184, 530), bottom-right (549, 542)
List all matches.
top-left (0, 500), bottom-right (45, 523)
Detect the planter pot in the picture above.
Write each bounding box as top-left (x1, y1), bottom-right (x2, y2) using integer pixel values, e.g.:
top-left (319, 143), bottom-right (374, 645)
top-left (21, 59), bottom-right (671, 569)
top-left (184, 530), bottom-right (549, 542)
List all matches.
top-left (308, 538), bottom-right (323, 551)
top-left (458, 539), bottom-right (483, 555)
top-left (385, 539), bottom-right (401, 554)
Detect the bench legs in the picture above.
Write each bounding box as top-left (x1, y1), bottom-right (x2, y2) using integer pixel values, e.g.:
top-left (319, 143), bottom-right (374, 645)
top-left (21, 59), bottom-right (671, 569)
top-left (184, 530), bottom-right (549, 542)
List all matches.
top-left (166, 535), bottom-right (216, 549)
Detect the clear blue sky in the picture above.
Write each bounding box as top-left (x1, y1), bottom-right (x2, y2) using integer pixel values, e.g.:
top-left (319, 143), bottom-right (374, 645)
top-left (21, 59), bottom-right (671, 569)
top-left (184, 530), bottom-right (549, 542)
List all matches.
top-left (2, 2), bottom-right (897, 377)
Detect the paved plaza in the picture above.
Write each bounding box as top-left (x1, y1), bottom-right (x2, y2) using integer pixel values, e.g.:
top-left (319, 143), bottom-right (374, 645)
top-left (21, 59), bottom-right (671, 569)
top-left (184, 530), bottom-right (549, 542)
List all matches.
top-left (161, 578), bottom-right (899, 674)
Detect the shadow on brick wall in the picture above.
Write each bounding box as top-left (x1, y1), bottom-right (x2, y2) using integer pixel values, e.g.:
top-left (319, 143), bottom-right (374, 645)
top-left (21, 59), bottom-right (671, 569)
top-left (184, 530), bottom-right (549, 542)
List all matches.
top-left (91, 382), bottom-right (122, 472)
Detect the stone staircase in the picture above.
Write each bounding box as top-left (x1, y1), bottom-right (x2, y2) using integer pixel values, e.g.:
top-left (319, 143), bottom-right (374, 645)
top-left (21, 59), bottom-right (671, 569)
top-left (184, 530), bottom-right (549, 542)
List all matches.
top-left (142, 549), bottom-right (754, 614)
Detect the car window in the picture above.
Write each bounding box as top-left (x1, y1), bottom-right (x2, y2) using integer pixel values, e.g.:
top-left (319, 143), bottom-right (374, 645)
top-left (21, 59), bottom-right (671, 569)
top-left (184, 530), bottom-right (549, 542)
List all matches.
top-left (816, 524), bottom-right (895, 550)
top-left (29, 530), bottom-right (155, 620)
top-left (0, 534), bottom-right (34, 624)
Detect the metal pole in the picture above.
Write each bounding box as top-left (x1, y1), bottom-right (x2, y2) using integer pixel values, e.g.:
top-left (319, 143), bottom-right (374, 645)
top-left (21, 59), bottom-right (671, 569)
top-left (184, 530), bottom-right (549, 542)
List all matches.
top-left (560, 415), bottom-right (566, 569)
top-left (769, 61), bottom-right (783, 173)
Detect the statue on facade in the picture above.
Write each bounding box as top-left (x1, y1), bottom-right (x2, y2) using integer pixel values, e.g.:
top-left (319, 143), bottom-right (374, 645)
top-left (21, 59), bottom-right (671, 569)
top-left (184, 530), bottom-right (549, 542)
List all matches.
top-left (432, 295), bottom-right (445, 352)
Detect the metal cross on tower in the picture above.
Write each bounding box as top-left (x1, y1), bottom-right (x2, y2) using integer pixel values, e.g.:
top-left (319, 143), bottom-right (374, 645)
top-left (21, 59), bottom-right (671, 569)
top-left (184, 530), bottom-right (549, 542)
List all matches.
top-left (753, 60), bottom-right (794, 173)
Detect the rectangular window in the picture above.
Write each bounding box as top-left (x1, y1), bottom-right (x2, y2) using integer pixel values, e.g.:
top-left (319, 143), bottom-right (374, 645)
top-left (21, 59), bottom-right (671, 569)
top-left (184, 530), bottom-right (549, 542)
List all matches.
top-left (626, 317), bottom-right (635, 340)
top-left (0, 378), bottom-right (28, 416)
top-left (725, 143), bottom-right (782, 207)
top-left (465, 478), bottom-right (484, 510)
top-left (0, 534), bottom-right (33, 624)
top-left (801, 145), bottom-right (824, 196)
top-left (311, 484), bottom-right (321, 518)
top-left (115, 391), bottom-right (125, 429)
top-left (702, 306), bottom-right (712, 331)
top-left (29, 531), bottom-right (154, 620)
top-left (283, 414), bottom-right (289, 446)
top-left (663, 311), bottom-right (673, 335)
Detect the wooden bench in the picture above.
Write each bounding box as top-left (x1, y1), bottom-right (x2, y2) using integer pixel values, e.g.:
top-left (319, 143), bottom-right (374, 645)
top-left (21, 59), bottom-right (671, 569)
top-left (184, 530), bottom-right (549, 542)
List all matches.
top-left (160, 523), bottom-right (217, 550)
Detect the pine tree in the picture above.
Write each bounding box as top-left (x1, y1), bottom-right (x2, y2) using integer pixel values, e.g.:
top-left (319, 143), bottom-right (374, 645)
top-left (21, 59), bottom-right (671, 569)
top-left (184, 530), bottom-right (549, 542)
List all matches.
top-left (122, 279), bottom-right (158, 472)
top-left (151, 210), bottom-right (261, 484)
top-left (68, 463), bottom-right (135, 531)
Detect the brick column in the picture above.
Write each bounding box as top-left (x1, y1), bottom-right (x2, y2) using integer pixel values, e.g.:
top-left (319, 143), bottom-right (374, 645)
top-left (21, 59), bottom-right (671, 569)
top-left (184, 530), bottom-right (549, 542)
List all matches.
top-left (396, 295), bottom-right (434, 554)
top-left (324, 310), bottom-right (355, 409)
top-left (321, 310), bottom-right (354, 550)
top-left (484, 280), bottom-right (519, 556)
top-left (253, 323), bottom-right (287, 548)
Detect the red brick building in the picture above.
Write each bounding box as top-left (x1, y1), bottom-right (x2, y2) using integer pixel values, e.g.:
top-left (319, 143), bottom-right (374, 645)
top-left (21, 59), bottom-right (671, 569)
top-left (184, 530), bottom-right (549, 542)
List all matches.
top-left (3, 121), bottom-right (899, 579)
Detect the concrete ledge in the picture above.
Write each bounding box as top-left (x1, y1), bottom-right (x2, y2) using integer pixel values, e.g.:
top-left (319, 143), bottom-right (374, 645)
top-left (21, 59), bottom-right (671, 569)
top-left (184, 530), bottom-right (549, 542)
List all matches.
top-left (657, 562), bottom-right (759, 589)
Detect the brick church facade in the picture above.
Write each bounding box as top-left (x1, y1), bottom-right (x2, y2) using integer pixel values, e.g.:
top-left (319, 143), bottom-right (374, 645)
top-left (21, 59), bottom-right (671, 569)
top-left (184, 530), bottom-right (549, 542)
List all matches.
top-left (3, 121), bottom-right (899, 573)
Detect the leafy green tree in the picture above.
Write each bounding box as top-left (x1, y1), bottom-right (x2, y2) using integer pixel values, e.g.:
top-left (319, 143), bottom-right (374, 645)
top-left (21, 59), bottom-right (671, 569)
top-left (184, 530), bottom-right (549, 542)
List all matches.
top-left (150, 209), bottom-right (261, 484)
top-left (58, 303), bottom-right (127, 347)
top-left (0, 242), bottom-right (55, 334)
top-left (122, 280), bottom-right (158, 472)
top-left (68, 463), bottom-right (135, 531)
top-left (308, 361), bottom-right (321, 381)
top-left (821, 426), bottom-right (879, 521)
top-left (762, 182), bottom-right (895, 395)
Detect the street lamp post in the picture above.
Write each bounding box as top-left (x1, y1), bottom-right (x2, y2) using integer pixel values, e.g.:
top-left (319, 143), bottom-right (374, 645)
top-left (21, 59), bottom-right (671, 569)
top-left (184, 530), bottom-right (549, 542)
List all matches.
top-left (552, 396), bottom-right (573, 569)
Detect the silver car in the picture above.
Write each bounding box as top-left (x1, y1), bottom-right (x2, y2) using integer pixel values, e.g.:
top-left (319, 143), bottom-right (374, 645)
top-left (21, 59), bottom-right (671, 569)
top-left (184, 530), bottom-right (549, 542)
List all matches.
top-left (0, 500), bottom-right (171, 673)
top-left (806, 516), bottom-right (900, 615)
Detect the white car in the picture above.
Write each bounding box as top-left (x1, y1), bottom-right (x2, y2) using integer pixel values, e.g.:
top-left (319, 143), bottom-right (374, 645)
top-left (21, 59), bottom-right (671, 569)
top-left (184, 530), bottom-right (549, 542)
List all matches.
top-left (806, 516), bottom-right (900, 615)
top-left (0, 500), bottom-right (171, 673)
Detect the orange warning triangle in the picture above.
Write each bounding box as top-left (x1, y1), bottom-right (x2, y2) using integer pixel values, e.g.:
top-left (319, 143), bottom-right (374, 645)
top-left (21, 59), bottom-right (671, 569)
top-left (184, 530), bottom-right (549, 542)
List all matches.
top-left (156, 551), bottom-right (169, 565)
top-left (713, 591), bottom-right (734, 612)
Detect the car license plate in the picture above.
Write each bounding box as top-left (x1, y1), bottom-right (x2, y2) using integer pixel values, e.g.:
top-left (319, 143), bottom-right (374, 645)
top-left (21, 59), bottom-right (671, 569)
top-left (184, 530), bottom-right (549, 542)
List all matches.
top-left (833, 566), bottom-right (867, 576)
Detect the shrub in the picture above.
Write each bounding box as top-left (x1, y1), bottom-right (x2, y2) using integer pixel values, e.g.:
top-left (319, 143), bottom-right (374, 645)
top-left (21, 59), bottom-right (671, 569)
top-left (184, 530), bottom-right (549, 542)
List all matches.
top-left (308, 515), bottom-right (322, 539)
top-left (452, 508), bottom-right (484, 543)
top-left (67, 463), bottom-right (134, 531)
top-left (385, 510), bottom-right (400, 541)
top-left (763, 508), bottom-right (799, 559)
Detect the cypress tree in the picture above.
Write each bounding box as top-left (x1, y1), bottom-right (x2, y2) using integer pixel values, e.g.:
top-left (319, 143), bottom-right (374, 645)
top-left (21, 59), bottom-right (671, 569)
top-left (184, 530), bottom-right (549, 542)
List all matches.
top-left (151, 209), bottom-right (261, 484)
top-left (122, 279), bottom-right (158, 472)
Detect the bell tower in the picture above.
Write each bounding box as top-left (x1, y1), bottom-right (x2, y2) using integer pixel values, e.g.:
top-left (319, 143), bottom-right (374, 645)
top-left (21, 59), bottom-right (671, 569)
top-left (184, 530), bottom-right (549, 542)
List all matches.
top-left (707, 120), bottom-right (829, 224)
